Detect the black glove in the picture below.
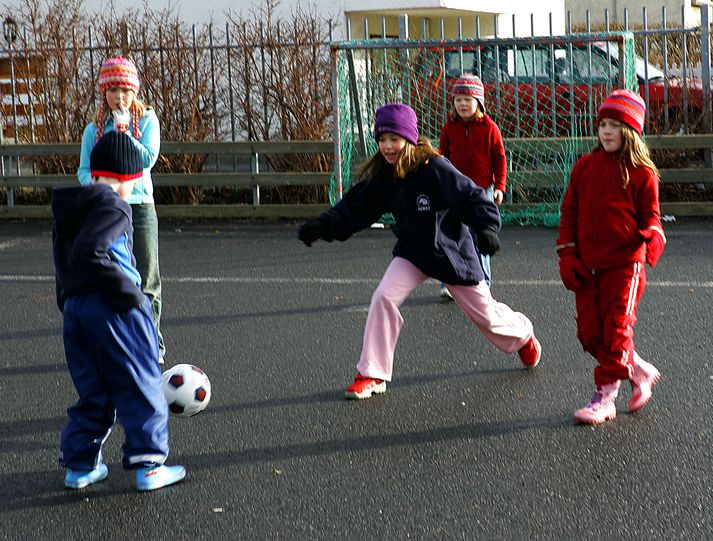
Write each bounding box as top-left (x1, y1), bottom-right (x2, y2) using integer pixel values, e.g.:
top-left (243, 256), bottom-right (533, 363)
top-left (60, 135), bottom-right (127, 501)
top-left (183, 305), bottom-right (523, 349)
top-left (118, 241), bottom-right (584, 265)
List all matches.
top-left (476, 228), bottom-right (500, 256)
top-left (298, 219), bottom-right (324, 247)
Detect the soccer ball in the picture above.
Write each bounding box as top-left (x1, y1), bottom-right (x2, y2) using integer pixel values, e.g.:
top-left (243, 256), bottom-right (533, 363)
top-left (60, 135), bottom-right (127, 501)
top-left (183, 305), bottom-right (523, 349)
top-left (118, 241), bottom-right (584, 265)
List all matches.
top-left (162, 364), bottom-right (211, 417)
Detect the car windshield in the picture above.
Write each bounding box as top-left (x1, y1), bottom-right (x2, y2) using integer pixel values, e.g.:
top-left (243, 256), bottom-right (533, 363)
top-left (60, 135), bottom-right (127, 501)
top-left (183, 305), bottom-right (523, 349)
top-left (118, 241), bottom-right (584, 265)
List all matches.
top-left (592, 43), bottom-right (666, 81)
top-left (439, 42), bottom-right (666, 84)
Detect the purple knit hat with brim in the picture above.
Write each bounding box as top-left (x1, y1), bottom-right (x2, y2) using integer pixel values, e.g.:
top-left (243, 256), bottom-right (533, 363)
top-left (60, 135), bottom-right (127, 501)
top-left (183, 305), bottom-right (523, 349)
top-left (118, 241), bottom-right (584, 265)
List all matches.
top-left (374, 103), bottom-right (419, 145)
top-left (597, 89), bottom-right (646, 135)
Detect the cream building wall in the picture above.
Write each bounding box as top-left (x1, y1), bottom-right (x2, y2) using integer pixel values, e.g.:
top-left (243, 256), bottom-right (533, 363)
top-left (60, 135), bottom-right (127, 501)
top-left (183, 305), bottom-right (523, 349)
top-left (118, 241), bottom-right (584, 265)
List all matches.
top-left (343, 0), bottom-right (567, 39)
top-left (564, 0), bottom-right (704, 27)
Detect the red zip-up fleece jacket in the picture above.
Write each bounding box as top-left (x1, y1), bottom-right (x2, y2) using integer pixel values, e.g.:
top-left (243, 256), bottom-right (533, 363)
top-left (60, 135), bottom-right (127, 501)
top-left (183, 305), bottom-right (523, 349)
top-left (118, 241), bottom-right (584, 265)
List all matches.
top-left (438, 114), bottom-right (507, 192)
top-left (557, 148), bottom-right (663, 272)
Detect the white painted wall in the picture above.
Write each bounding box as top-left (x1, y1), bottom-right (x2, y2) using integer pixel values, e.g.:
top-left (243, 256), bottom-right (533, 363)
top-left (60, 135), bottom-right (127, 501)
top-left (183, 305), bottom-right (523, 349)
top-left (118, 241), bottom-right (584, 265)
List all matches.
top-left (564, 0), bottom-right (702, 27)
top-left (344, 2), bottom-right (567, 40)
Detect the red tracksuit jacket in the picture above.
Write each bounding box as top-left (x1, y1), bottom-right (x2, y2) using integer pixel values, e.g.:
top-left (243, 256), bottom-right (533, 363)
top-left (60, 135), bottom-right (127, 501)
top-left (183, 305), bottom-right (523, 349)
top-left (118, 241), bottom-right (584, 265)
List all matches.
top-left (557, 148), bottom-right (662, 272)
top-left (438, 114), bottom-right (507, 193)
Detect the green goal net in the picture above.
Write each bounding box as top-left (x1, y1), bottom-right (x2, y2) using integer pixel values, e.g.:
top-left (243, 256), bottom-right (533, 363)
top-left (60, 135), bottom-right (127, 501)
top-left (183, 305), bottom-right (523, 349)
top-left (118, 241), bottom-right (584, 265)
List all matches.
top-left (330, 32), bottom-right (637, 225)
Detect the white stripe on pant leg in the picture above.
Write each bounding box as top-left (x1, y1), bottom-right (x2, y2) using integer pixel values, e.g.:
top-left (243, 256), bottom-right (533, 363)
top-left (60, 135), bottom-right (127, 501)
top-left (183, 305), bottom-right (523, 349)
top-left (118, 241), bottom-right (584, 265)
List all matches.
top-left (626, 262), bottom-right (641, 316)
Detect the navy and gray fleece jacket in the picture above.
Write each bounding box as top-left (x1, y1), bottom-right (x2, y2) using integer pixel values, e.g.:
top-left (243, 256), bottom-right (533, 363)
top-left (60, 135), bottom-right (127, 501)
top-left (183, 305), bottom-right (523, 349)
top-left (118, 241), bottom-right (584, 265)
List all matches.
top-left (51, 184), bottom-right (144, 313)
top-left (320, 156), bottom-right (501, 285)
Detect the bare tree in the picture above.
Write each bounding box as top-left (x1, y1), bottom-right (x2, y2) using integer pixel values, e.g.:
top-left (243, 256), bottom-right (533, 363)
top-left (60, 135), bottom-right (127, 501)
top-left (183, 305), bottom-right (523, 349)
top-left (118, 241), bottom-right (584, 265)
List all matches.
top-left (1, 0), bottom-right (337, 205)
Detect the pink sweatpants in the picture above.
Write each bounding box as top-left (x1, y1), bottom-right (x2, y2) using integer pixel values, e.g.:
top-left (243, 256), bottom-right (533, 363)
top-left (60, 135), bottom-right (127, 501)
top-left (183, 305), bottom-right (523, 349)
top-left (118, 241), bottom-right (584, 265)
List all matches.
top-left (357, 257), bottom-right (534, 381)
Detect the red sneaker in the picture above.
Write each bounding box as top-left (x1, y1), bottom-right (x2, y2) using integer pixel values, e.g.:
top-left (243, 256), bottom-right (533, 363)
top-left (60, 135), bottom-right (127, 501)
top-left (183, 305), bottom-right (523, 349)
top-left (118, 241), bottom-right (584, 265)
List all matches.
top-left (345, 373), bottom-right (386, 399)
top-left (518, 336), bottom-right (542, 368)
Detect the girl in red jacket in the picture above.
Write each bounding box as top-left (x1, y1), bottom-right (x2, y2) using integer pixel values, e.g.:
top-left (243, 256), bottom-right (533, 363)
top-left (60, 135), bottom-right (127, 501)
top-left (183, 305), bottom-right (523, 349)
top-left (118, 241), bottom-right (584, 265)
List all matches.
top-left (438, 74), bottom-right (507, 295)
top-left (557, 89), bottom-right (665, 425)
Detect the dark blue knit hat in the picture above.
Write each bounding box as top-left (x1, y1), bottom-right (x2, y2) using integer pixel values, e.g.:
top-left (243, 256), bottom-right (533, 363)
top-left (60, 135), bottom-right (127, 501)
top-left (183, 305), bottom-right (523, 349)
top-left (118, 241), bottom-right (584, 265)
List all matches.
top-left (90, 130), bottom-right (142, 182)
top-left (374, 103), bottom-right (419, 145)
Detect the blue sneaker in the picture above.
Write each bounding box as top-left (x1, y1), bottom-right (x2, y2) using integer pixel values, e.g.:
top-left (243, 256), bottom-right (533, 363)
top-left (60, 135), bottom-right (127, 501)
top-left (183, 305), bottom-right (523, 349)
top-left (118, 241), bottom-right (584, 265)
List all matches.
top-left (64, 463), bottom-right (109, 489)
top-left (135, 465), bottom-right (186, 491)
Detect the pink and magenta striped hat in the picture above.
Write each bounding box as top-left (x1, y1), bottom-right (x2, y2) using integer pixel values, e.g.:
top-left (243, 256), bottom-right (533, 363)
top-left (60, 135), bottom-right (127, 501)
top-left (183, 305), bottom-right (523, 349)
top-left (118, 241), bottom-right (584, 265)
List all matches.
top-left (452, 74), bottom-right (485, 111)
top-left (97, 56), bottom-right (140, 94)
top-left (597, 89), bottom-right (646, 135)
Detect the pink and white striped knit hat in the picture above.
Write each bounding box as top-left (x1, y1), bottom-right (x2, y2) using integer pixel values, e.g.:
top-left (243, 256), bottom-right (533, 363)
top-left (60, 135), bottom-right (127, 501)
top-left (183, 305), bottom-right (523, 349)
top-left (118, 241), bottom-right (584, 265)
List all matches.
top-left (97, 56), bottom-right (140, 94)
top-left (94, 56), bottom-right (142, 143)
top-left (452, 74), bottom-right (485, 111)
top-left (597, 89), bottom-right (646, 135)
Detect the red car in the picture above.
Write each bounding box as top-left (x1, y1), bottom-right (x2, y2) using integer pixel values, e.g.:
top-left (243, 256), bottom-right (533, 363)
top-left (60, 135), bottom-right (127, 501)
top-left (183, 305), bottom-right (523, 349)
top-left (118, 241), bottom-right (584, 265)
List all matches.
top-left (412, 41), bottom-right (706, 138)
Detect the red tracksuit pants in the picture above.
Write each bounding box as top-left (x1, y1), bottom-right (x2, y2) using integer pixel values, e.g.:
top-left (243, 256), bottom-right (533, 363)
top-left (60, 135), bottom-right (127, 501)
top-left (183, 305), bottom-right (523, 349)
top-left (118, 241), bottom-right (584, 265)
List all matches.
top-left (574, 261), bottom-right (646, 386)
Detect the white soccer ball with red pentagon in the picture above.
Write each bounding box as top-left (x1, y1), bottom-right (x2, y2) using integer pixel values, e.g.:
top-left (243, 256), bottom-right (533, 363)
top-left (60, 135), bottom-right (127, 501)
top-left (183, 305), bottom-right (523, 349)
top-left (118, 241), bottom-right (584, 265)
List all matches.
top-left (162, 364), bottom-right (211, 417)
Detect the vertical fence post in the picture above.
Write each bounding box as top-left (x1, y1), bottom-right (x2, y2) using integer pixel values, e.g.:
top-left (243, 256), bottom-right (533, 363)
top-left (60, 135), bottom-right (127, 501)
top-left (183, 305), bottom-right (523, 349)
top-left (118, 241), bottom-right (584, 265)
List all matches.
top-left (4, 18), bottom-right (18, 207)
top-left (226, 22), bottom-right (236, 172)
top-left (698, 0), bottom-right (713, 155)
top-left (398, 14), bottom-right (410, 105)
top-left (23, 28), bottom-right (35, 150)
top-left (253, 24), bottom-right (263, 207)
top-left (662, 7), bottom-right (670, 131)
top-left (549, 13), bottom-right (556, 138)
top-left (0, 113), bottom-right (4, 208)
top-left (209, 23), bottom-right (219, 177)
top-left (643, 7), bottom-right (651, 133)
top-left (678, 6), bottom-right (690, 133)
top-left (332, 44), bottom-right (342, 203)
top-left (251, 151), bottom-right (260, 206)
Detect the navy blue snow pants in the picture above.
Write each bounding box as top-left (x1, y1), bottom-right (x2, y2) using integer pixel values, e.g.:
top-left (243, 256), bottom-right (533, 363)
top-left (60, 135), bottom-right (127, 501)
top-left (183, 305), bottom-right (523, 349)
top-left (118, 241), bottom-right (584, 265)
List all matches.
top-left (59, 293), bottom-right (169, 471)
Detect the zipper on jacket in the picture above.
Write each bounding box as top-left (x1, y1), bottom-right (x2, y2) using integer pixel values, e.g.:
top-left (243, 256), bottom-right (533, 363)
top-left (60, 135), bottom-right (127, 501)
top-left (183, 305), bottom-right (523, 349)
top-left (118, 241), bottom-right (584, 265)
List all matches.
top-left (591, 156), bottom-right (616, 273)
top-left (465, 124), bottom-right (470, 180)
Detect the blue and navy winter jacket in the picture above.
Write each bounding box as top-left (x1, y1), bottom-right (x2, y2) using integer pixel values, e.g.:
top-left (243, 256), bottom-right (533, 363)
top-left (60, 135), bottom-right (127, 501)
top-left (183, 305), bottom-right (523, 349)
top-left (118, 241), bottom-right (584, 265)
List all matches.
top-left (52, 184), bottom-right (144, 313)
top-left (320, 156), bottom-right (501, 285)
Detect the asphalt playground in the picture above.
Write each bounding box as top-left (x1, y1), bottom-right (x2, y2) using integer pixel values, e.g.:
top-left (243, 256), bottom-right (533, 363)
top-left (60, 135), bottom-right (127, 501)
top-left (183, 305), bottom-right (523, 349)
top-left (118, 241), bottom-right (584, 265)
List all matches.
top-left (1, 218), bottom-right (712, 540)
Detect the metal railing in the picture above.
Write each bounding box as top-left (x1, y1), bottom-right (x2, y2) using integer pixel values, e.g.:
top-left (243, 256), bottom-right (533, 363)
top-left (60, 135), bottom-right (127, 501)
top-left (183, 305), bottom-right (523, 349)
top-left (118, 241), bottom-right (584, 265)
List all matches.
top-left (0, 140), bottom-right (333, 219)
top-left (3, 136), bottom-right (713, 219)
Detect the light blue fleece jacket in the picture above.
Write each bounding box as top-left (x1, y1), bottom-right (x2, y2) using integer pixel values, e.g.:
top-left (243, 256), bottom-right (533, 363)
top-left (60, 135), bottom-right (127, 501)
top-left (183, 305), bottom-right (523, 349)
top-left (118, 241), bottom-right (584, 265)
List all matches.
top-left (77, 108), bottom-right (160, 205)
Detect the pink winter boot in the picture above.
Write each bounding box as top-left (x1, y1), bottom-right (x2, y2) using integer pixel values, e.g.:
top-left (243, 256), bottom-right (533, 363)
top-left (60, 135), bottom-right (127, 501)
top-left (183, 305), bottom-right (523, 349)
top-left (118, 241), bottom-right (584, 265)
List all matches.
top-left (573, 381), bottom-right (621, 424)
top-left (628, 353), bottom-right (661, 413)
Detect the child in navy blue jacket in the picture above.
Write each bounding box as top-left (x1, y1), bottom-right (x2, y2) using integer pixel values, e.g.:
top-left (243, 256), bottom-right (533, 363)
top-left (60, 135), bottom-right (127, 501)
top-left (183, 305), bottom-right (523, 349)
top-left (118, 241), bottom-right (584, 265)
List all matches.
top-left (52, 130), bottom-right (185, 491)
top-left (298, 103), bottom-right (541, 399)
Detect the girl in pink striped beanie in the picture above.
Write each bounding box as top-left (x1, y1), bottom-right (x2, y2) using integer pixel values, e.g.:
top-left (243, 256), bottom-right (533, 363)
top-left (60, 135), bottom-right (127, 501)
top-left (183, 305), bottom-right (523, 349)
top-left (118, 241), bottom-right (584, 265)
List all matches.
top-left (93, 56), bottom-right (146, 142)
top-left (557, 88), bottom-right (665, 425)
top-left (77, 55), bottom-right (166, 364)
top-left (438, 73), bottom-right (507, 294)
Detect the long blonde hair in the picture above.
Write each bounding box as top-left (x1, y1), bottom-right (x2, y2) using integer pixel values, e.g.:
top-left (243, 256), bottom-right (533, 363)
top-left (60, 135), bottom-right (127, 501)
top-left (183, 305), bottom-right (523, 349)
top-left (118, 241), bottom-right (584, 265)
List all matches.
top-left (359, 136), bottom-right (441, 181)
top-left (597, 124), bottom-right (659, 188)
top-left (92, 95), bottom-right (148, 143)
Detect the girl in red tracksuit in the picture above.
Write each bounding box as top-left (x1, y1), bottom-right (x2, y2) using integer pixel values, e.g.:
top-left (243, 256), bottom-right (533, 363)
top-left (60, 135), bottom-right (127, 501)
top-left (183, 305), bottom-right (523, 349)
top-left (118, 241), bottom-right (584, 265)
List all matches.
top-left (557, 89), bottom-right (666, 425)
top-left (438, 74), bottom-right (507, 291)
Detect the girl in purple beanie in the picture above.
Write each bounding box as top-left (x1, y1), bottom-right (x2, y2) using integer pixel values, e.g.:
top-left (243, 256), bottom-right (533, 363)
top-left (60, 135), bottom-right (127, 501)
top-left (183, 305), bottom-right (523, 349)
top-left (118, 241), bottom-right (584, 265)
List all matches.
top-left (557, 89), bottom-right (665, 424)
top-left (298, 103), bottom-right (541, 399)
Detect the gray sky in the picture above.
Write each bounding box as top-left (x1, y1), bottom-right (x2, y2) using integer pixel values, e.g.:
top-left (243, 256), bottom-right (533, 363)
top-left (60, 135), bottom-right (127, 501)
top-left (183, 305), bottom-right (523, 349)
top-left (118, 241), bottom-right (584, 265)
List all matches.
top-left (80, 0), bottom-right (232, 24)
top-left (66, 0), bottom-right (334, 25)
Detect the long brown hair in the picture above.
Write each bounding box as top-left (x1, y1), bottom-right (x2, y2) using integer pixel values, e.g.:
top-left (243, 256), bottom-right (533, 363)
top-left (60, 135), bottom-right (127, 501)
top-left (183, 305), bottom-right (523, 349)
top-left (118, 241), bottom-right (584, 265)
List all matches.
top-left (359, 136), bottom-right (441, 181)
top-left (597, 124), bottom-right (659, 188)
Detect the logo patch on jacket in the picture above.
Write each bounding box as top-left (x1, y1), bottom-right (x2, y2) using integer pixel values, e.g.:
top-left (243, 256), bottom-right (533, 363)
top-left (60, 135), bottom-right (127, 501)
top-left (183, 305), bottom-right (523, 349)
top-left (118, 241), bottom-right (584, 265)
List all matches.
top-left (416, 194), bottom-right (431, 211)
